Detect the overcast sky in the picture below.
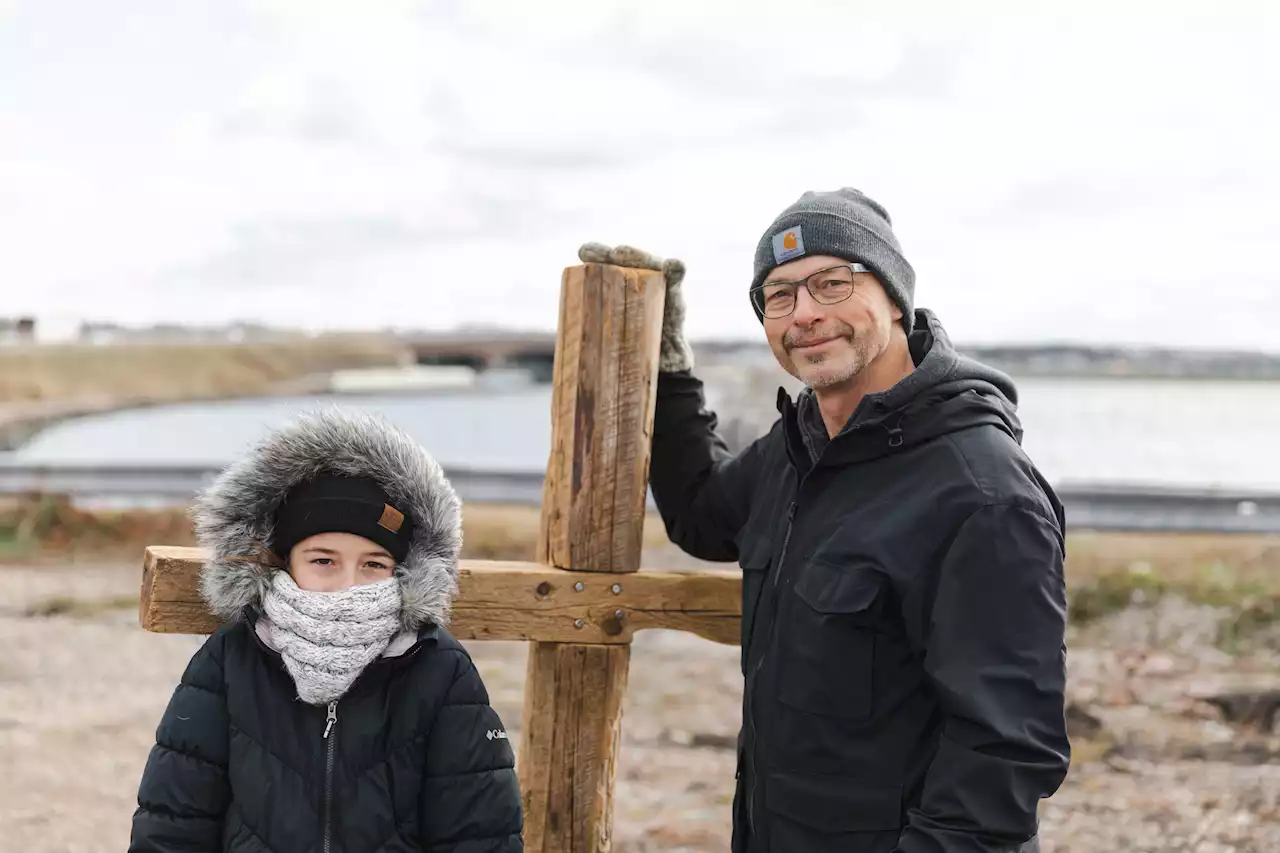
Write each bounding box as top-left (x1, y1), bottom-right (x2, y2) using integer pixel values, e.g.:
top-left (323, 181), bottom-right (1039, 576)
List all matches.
top-left (3, 1), bottom-right (1278, 349)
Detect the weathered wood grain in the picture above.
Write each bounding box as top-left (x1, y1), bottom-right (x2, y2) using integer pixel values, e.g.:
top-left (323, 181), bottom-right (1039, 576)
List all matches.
top-left (139, 545), bottom-right (741, 646)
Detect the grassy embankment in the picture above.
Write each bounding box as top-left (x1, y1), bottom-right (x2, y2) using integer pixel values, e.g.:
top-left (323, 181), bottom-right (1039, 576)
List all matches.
top-left (0, 336), bottom-right (410, 404)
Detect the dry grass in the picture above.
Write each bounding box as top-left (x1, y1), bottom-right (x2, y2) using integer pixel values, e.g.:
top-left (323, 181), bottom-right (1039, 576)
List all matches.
top-left (4, 496), bottom-right (1277, 581)
top-left (0, 495), bottom-right (199, 560)
top-left (1064, 531), bottom-right (1280, 630)
top-left (459, 502), bottom-right (676, 560)
top-left (0, 336), bottom-right (409, 403)
top-left (1066, 530), bottom-right (1280, 586)
top-left (4, 499), bottom-right (1277, 635)
top-left (0, 498), bottom-right (675, 564)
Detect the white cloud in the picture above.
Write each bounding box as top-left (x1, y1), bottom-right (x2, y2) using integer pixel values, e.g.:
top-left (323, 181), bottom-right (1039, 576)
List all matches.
top-left (1, 0), bottom-right (1278, 350)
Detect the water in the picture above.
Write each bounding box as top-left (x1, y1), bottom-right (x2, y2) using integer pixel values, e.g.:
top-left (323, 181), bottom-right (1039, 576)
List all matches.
top-left (12, 388), bottom-right (558, 473)
top-left (11, 378), bottom-right (1280, 492)
top-left (1010, 378), bottom-right (1280, 491)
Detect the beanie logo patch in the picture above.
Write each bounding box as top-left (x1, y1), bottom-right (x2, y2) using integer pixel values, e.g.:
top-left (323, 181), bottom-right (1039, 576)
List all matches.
top-left (772, 226), bottom-right (805, 264)
top-left (378, 503), bottom-right (405, 534)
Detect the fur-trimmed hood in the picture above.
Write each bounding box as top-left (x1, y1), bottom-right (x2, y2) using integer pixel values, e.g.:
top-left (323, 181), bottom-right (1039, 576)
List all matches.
top-left (191, 407), bottom-right (462, 631)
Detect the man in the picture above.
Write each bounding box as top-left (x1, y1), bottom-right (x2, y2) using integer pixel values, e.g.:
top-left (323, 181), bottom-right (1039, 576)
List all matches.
top-left (579, 187), bottom-right (1070, 853)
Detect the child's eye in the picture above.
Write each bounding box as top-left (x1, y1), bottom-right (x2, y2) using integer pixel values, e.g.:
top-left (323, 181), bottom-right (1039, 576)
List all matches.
top-left (311, 558), bottom-right (334, 566)
top-left (365, 562), bottom-right (390, 571)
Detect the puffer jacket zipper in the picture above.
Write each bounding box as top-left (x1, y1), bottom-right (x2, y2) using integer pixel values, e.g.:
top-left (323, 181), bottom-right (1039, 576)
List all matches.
top-left (322, 700), bottom-right (338, 853)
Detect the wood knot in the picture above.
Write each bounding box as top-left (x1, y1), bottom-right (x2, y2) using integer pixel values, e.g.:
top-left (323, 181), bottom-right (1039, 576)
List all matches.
top-left (536, 582), bottom-right (552, 597)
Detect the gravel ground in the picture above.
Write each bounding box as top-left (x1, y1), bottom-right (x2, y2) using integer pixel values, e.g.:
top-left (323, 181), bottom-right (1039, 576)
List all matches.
top-left (2, 555), bottom-right (1277, 853)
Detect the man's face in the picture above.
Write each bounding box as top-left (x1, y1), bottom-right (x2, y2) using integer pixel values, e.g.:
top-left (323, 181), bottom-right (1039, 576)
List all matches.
top-left (759, 254), bottom-right (902, 389)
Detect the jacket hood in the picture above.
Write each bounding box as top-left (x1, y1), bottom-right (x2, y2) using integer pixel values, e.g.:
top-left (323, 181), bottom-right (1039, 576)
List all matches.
top-left (782, 308), bottom-right (1023, 467)
top-left (191, 407), bottom-right (463, 631)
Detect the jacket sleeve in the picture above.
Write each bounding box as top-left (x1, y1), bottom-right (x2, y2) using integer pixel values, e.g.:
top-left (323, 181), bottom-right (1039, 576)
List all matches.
top-left (896, 503), bottom-right (1071, 853)
top-left (129, 633), bottom-right (231, 853)
top-left (419, 653), bottom-right (523, 852)
top-left (649, 369), bottom-right (765, 562)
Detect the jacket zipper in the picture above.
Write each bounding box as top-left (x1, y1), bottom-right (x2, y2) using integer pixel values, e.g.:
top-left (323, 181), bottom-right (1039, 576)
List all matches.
top-left (770, 503), bottom-right (798, 591)
top-left (322, 700), bottom-right (338, 853)
top-left (747, 500), bottom-right (797, 840)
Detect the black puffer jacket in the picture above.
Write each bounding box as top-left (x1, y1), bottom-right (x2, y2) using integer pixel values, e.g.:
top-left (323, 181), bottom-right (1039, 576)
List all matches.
top-left (649, 310), bottom-right (1070, 853)
top-left (131, 613), bottom-right (521, 852)
top-left (129, 408), bottom-right (523, 852)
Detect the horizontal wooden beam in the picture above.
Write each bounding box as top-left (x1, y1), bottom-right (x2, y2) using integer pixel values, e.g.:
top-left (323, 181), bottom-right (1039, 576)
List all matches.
top-left (140, 546), bottom-right (741, 646)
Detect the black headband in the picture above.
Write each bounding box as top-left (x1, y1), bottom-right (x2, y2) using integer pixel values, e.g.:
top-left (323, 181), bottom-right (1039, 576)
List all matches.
top-left (269, 472), bottom-right (414, 564)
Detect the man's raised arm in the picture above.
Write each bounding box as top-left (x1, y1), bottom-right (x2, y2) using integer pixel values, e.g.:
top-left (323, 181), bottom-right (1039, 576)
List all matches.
top-left (578, 242), bottom-right (762, 562)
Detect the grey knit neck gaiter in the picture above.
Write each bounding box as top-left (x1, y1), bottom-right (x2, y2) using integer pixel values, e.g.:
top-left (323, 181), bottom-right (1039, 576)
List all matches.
top-left (258, 571), bottom-right (401, 705)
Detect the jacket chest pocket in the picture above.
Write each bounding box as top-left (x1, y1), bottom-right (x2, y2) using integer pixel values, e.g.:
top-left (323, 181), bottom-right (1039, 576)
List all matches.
top-left (777, 559), bottom-right (885, 722)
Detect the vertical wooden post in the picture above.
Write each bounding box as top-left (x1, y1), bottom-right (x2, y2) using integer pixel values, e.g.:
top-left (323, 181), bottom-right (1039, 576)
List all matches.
top-left (518, 262), bottom-right (665, 852)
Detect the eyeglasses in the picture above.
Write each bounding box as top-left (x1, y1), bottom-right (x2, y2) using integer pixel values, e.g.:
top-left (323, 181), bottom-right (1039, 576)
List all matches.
top-left (749, 262), bottom-right (870, 319)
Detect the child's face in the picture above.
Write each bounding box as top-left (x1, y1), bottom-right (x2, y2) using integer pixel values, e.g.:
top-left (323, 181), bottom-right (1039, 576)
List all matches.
top-left (287, 531), bottom-right (396, 592)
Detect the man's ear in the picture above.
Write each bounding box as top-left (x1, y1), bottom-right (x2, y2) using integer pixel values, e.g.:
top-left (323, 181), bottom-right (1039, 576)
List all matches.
top-left (880, 282), bottom-right (903, 322)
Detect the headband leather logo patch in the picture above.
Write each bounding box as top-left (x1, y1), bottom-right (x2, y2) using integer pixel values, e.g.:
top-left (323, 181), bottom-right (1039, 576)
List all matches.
top-left (378, 503), bottom-right (405, 533)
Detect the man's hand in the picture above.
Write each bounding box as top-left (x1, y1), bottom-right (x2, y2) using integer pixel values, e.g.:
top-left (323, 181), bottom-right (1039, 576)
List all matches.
top-left (577, 242), bottom-right (694, 373)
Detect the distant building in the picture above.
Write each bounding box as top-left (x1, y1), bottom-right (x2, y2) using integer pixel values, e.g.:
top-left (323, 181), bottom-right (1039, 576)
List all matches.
top-left (76, 321), bottom-right (306, 345)
top-left (0, 317), bottom-right (37, 345)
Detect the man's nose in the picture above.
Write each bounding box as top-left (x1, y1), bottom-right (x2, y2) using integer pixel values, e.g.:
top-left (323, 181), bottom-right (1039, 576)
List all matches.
top-left (791, 285), bottom-right (823, 324)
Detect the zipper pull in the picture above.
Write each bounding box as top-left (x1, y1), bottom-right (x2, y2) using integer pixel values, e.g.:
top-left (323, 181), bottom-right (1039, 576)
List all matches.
top-left (323, 701), bottom-right (337, 739)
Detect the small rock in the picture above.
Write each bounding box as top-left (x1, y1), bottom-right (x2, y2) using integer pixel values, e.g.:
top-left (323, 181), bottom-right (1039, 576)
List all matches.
top-left (688, 732), bottom-right (737, 751)
top-left (1137, 653), bottom-right (1179, 677)
top-left (1101, 684), bottom-right (1139, 706)
top-left (1189, 679), bottom-right (1280, 732)
top-left (1066, 703), bottom-right (1105, 739)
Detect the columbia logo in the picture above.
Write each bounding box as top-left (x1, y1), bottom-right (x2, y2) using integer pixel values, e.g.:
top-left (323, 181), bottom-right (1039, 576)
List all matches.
top-left (486, 729), bottom-right (508, 741)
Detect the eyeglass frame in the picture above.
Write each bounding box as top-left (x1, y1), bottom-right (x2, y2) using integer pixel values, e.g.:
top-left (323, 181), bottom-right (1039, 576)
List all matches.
top-left (749, 261), bottom-right (872, 319)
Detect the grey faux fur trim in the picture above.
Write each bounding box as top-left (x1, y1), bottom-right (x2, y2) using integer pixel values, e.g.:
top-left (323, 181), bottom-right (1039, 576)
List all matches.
top-left (190, 407), bottom-right (462, 631)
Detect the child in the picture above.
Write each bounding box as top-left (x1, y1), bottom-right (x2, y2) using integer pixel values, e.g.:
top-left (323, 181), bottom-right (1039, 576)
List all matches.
top-left (129, 408), bottom-right (523, 852)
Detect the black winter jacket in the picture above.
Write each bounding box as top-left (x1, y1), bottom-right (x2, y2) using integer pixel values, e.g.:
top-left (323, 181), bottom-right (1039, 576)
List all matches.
top-left (130, 611), bottom-right (522, 853)
top-left (129, 407), bottom-right (524, 852)
top-left (649, 309), bottom-right (1070, 853)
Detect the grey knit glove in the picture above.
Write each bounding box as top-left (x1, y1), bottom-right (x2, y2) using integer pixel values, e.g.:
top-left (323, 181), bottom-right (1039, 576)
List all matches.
top-left (577, 242), bottom-right (694, 373)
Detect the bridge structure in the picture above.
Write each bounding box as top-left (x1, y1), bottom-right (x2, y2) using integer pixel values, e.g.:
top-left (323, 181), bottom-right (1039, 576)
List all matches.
top-left (399, 329), bottom-right (558, 376)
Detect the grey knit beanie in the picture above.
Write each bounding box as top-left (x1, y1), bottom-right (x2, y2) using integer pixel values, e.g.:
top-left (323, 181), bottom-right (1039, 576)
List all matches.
top-left (750, 187), bottom-right (916, 333)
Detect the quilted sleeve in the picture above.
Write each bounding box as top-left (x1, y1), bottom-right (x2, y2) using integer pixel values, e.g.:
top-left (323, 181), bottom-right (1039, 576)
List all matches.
top-left (419, 652), bottom-right (523, 852)
top-left (128, 633), bottom-right (231, 852)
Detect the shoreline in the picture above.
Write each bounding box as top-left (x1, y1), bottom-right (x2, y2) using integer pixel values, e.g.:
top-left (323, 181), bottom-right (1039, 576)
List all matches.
top-left (0, 377), bottom-right (335, 451)
top-left (0, 337), bottom-right (410, 450)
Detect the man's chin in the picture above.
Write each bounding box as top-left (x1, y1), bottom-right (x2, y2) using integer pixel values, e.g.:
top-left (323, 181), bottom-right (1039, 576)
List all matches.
top-left (795, 358), bottom-right (857, 389)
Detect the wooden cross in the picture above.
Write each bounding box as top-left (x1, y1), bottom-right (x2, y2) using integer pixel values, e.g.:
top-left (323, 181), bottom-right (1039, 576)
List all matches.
top-left (138, 262), bottom-right (744, 852)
